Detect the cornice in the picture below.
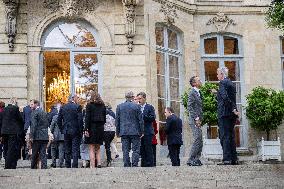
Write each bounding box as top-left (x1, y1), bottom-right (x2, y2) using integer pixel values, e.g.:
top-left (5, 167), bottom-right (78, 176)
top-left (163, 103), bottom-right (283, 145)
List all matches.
top-left (152, 0), bottom-right (269, 15)
top-left (152, 0), bottom-right (197, 14)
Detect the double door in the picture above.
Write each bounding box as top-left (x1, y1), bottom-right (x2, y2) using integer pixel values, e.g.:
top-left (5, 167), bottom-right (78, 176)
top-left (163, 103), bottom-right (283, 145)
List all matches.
top-left (42, 50), bottom-right (100, 111)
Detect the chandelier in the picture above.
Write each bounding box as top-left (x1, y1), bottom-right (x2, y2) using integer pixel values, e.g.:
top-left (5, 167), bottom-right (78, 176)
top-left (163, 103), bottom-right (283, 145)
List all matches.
top-left (47, 71), bottom-right (70, 104)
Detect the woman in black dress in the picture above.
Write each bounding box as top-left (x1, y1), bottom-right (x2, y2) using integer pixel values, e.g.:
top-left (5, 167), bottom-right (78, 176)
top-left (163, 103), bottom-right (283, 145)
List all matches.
top-left (84, 92), bottom-right (106, 168)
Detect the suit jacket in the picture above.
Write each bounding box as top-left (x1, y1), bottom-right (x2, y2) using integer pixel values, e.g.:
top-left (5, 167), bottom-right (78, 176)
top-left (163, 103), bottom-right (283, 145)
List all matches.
top-left (165, 114), bottom-right (183, 145)
top-left (57, 102), bottom-right (83, 136)
top-left (84, 102), bottom-right (106, 134)
top-left (217, 78), bottom-right (237, 118)
top-left (188, 88), bottom-right (203, 122)
top-left (1, 104), bottom-right (24, 136)
top-left (50, 115), bottom-right (64, 141)
top-left (30, 108), bottom-right (49, 141)
top-left (116, 100), bottom-right (144, 137)
top-left (22, 105), bottom-right (32, 130)
top-left (141, 103), bottom-right (156, 135)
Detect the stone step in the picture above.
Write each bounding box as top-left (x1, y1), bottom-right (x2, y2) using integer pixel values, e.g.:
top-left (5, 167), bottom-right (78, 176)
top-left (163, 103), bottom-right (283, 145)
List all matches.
top-left (1, 160), bottom-right (283, 188)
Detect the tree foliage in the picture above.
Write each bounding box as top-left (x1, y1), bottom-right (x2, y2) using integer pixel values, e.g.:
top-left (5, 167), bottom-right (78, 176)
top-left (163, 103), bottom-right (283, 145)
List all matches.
top-left (245, 86), bottom-right (284, 140)
top-left (265, 0), bottom-right (284, 32)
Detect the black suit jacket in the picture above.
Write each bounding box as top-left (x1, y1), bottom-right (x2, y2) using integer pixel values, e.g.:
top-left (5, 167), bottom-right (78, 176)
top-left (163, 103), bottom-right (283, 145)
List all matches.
top-left (84, 102), bottom-right (106, 131)
top-left (165, 114), bottom-right (183, 145)
top-left (57, 102), bottom-right (83, 136)
top-left (142, 103), bottom-right (156, 135)
top-left (22, 105), bottom-right (32, 130)
top-left (217, 78), bottom-right (237, 118)
top-left (1, 104), bottom-right (24, 136)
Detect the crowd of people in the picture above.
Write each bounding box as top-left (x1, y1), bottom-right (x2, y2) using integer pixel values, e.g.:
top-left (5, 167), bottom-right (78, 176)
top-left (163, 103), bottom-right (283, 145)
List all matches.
top-left (0, 66), bottom-right (239, 169)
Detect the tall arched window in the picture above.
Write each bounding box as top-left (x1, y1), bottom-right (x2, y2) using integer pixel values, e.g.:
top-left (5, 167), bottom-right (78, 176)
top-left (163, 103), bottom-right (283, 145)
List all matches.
top-left (201, 33), bottom-right (246, 148)
top-left (41, 21), bottom-right (101, 111)
top-left (155, 24), bottom-right (182, 134)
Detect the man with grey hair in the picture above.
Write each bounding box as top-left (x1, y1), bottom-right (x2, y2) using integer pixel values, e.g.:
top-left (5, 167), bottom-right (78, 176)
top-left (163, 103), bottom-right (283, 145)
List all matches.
top-left (216, 67), bottom-right (239, 165)
top-left (116, 91), bottom-right (144, 167)
top-left (57, 94), bottom-right (83, 168)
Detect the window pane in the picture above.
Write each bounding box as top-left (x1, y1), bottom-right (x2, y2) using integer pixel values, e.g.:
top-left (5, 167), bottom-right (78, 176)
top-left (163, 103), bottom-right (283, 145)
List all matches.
top-left (44, 23), bottom-right (97, 48)
top-left (74, 54), bottom-right (98, 100)
top-left (170, 78), bottom-right (179, 100)
top-left (169, 55), bottom-right (179, 78)
top-left (204, 61), bottom-right (219, 81)
top-left (236, 104), bottom-right (243, 124)
top-left (44, 51), bottom-right (70, 111)
top-left (157, 75), bottom-right (166, 98)
top-left (204, 37), bottom-right (217, 54)
top-left (235, 126), bottom-right (241, 147)
top-left (159, 122), bottom-right (167, 145)
top-left (170, 101), bottom-right (180, 117)
top-left (225, 61), bottom-right (240, 81)
top-left (282, 39), bottom-right (284, 55)
top-left (235, 82), bottom-right (242, 104)
top-left (168, 29), bottom-right (178, 50)
top-left (155, 27), bottom-right (164, 47)
top-left (282, 60), bottom-right (284, 88)
top-left (224, 36), bottom-right (239, 55)
top-left (158, 98), bottom-right (166, 121)
top-left (156, 52), bottom-right (165, 75)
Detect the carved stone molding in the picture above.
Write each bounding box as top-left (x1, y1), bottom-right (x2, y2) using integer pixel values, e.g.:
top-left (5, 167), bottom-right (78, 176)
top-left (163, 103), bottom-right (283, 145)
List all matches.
top-left (2, 0), bottom-right (19, 52)
top-left (160, 0), bottom-right (178, 26)
top-left (207, 12), bottom-right (236, 33)
top-left (122, 0), bottom-right (140, 52)
top-left (43, 0), bottom-right (102, 19)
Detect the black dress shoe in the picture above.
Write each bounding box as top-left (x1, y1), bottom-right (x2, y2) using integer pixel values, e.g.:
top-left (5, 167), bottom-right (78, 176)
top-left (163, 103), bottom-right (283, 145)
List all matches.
top-left (217, 161), bottom-right (231, 165)
top-left (196, 160), bottom-right (203, 166)
top-left (187, 161), bottom-right (201, 166)
top-left (231, 160), bottom-right (239, 165)
top-left (51, 163), bottom-right (56, 168)
top-left (97, 165), bottom-right (102, 168)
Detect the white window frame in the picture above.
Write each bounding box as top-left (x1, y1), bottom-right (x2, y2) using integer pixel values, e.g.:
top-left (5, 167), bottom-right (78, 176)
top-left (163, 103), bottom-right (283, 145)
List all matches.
top-left (40, 20), bottom-right (102, 108)
top-left (200, 33), bottom-right (248, 150)
top-left (156, 25), bottom-right (183, 122)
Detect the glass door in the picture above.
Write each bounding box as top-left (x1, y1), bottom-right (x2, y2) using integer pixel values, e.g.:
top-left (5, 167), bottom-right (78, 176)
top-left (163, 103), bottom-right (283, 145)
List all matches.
top-left (71, 52), bottom-right (100, 102)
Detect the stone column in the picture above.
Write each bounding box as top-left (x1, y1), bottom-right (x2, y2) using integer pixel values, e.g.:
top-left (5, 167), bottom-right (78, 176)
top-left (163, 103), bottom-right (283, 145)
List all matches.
top-left (27, 46), bottom-right (42, 102)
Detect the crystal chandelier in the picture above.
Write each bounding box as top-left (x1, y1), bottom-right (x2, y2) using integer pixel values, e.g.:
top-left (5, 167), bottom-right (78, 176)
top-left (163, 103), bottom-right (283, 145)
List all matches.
top-left (47, 71), bottom-right (70, 104)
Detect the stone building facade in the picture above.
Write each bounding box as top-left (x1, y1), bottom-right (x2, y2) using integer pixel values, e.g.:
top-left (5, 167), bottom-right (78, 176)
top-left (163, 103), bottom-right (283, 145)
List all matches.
top-left (0, 0), bottom-right (283, 160)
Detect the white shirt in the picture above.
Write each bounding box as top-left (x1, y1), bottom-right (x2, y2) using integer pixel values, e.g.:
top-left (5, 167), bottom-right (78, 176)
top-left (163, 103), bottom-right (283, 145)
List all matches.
top-left (141, 103), bottom-right (146, 113)
top-left (193, 87), bottom-right (200, 96)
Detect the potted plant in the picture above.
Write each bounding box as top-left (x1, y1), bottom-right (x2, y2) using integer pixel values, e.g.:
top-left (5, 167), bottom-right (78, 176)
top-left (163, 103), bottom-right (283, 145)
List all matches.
top-left (181, 82), bottom-right (222, 159)
top-left (246, 86), bottom-right (284, 161)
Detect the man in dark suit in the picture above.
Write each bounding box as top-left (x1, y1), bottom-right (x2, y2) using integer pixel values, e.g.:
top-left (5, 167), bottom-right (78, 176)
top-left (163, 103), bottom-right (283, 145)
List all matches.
top-left (116, 91), bottom-right (144, 167)
top-left (22, 100), bottom-right (32, 160)
top-left (216, 67), bottom-right (239, 165)
top-left (187, 76), bottom-right (203, 166)
top-left (1, 98), bottom-right (24, 169)
top-left (165, 107), bottom-right (183, 166)
top-left (137, 92), bottom-right (156, 167)
top-left (57, 95), bottom-right (83, 168)
top-left (30, 100), bottom-right (49, 169)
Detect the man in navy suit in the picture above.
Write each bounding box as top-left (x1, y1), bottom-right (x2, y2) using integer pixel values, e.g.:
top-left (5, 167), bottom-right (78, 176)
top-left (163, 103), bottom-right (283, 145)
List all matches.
top-left (22, 100), bottom-right (32, 160)
top-left (57, 95), bottom-right (83, 168)
top-left (165, 107), bottom-right (183, 166)
top-left (137, 92), bottom-right (156, 167)
top-left (216, 67), bottom-right (239, 165)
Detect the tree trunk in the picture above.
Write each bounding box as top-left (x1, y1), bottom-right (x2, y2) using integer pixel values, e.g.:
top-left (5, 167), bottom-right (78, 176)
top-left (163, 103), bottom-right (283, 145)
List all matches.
top-left (266, 130), bottom-right (270, 141)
